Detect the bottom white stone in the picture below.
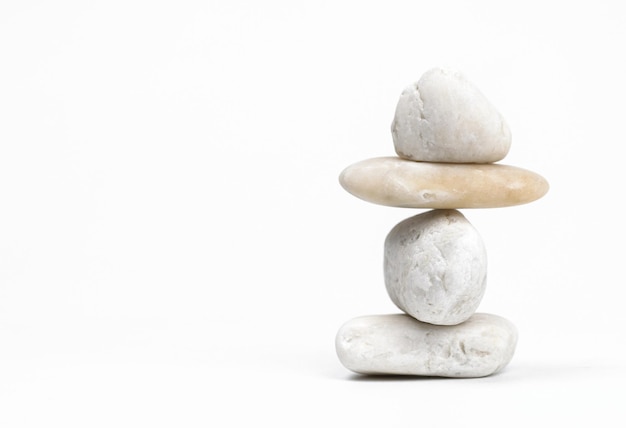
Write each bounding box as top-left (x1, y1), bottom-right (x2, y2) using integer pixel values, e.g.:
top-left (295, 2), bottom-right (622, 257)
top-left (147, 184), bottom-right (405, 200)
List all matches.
top-left (336, 313), bottom-right (517, 378)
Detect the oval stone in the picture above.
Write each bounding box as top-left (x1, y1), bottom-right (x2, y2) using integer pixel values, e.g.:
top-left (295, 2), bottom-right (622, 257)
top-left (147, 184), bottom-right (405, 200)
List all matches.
top-left (339, 157), bottom-right (549, 208)
top-left (391, 67), bottom-right (511, 163)
top-left (384, 209), bottom-right (487, 325)
top-left (336, 313), bottom-right (517, 378)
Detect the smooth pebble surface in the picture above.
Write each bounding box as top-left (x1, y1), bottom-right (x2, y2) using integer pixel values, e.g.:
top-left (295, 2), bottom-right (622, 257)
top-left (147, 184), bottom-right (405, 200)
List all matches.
top-left (391, 67), bottom-right (511, 163)
top-left (335, 313), bottom-right (517, 377)
top-left (384, 209), bottom-right (486, 325)
top-left (339, 157), bottom-right (549, 208)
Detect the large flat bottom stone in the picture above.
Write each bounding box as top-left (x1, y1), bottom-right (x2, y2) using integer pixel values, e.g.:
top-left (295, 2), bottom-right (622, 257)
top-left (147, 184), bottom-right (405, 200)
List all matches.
top-left (336, 313), bottom-right (517, 378)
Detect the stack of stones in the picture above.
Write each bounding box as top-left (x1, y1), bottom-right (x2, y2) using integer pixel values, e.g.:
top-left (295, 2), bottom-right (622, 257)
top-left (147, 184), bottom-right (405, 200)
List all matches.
top-left (335, 67), bottom-right (549, 378)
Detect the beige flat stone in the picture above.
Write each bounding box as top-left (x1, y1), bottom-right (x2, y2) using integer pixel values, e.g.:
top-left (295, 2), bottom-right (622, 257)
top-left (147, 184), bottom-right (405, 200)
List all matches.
top-left (339, 157), bottom-right (549, 208)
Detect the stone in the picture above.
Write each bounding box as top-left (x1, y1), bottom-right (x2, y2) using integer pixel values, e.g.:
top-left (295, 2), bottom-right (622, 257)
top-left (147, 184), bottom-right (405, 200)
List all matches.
top-left (339, 157), bottom-right (549, 208)
top-left (384, 209), bottom-right (486, 325)
top-left (335, 313), bottom-right (517, 378)
top-left (391, 67), bottom-right (511, 163)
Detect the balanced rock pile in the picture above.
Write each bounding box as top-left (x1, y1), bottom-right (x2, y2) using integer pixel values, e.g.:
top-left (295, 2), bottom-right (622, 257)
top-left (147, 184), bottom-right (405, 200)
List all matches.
top-left (335, 67), bottom-right (549, 378)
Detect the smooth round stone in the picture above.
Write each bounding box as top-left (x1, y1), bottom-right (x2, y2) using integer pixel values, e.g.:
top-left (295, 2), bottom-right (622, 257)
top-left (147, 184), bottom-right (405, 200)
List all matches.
top-left (391, 67), bottom-right (511, 163)
top-left (385, 209), bottom-right (487, 325)
top-left (339, 157), bottom-right (549, 208)
top-left (336, 313), bottom-right (517, 378)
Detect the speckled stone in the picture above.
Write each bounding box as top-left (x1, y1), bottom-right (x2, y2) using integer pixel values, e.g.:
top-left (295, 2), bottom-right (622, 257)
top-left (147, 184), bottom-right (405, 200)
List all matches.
top-left (336, 313), bottom-right (517, 378)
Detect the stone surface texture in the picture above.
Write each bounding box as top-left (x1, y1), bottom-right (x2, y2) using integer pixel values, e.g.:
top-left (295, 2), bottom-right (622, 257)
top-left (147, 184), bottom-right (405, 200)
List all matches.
top-left (391, 67), bottom-right (511, 163)
top-left (384, 209), bottom-right (486, 325)
top-left (339, 157), bottom-right (549, 208)
top-left (335, 313), bottom-right (517, 377)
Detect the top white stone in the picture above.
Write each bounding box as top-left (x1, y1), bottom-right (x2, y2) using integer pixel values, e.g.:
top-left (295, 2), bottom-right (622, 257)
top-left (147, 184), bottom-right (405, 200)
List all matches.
top-left (391, 67), bottom-right (512, 163)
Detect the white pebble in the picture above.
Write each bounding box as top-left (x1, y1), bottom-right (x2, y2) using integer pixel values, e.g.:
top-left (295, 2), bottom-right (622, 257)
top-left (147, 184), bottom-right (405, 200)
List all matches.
top-left (391, 67), bottom-right (511, 163)
top-left (384, 209), bottom-right (487, 325)
top-left (336, 313), bottom-right (517, 377)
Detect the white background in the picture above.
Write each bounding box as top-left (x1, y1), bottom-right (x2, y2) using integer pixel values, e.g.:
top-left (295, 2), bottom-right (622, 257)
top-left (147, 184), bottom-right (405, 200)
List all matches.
top-left (1, 1), bottom-right (624, 426)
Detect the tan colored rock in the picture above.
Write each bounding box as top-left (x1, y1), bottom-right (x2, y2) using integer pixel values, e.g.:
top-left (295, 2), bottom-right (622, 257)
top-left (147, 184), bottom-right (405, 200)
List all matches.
top-left (339, 157), bottom-right (549, 209)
